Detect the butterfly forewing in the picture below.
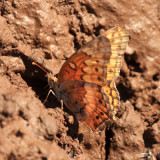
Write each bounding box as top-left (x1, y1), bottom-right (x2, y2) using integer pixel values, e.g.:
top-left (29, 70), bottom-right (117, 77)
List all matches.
top-left (58, 36), bottom-right (112, 86)
top-left (58, 27), bottom-right (129, 86)
top-left (104, 27), bottom-right (129, 80)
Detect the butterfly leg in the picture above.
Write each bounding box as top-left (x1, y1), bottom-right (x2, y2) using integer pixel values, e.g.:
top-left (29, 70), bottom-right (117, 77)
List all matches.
top-left (43, 89), bottom-right (63, 109)
top-left (60, 100), bottom-right (63, 109)
top-left (43, 89), bottom-right (55, 104)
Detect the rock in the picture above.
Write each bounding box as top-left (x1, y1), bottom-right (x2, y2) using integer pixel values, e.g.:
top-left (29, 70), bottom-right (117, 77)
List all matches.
top-left (0, 0), bottom-right (160, 159)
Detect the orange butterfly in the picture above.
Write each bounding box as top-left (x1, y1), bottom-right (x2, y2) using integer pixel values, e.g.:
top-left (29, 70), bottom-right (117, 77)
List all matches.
top-left (33, 27), bottom-right (129, 132)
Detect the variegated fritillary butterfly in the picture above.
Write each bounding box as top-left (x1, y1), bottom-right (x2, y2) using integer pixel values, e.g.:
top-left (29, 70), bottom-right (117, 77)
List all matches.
top-left (33, 27), bottom-right (129, 132)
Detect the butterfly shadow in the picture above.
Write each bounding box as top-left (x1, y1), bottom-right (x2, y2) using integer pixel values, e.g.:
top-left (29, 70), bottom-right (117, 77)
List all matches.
top-left (22, 65), bottom-right (82, 139)
top-left (105, 125), bottom-right (114, 160)
top-left (62, 107), bottom-right (84, 140)
top-left (45, 95), bottom-right (83, 140)
top-left (45, 97), bottom-right (83, 141)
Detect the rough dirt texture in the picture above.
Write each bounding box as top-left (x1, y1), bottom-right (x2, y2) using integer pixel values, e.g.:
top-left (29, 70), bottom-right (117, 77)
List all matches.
top-left (0, 0), bottom-right (160, 160)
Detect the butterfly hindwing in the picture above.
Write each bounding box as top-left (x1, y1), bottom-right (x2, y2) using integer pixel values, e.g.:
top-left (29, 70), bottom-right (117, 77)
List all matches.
top-left (58, 80), bottom-right (114, 131)
top-left (102, 81), bottom-right (120, 119)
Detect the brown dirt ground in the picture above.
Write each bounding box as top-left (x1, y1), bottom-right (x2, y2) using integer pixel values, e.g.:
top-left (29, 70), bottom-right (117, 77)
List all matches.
top-left (0, 0), bottom-right (160, 160)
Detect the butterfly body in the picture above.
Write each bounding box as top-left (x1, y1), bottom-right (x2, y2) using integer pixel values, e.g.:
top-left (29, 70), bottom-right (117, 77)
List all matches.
top-left (44, 27), bottom-right (129, 131)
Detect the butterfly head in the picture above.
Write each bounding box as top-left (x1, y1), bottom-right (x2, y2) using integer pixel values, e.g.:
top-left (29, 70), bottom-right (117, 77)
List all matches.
top-left (32, 62), bottom-right (59, 96)
top-left (47, 73), bottom-right (59, 95)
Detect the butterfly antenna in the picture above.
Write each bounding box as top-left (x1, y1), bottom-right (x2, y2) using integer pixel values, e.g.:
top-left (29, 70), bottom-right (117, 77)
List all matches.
top-left (32, 62), bottom-right (49, 74)
top-left (48, 46), bottom-right (54, 71)
top-left (49, 46), bottom-right (63, 69)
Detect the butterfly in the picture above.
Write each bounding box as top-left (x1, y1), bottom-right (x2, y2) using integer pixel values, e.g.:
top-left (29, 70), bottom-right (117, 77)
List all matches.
top-left (33, 27), bottom-right (129, 132)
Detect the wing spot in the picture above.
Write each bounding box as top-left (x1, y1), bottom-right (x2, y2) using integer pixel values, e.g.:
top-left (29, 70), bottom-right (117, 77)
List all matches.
top-left (95, 68), bottom-right (98, 72)
top-left (69, 62), bottom-right (76, 70)
top-left (80, 75), bottom-right (84, 80)
top-left (80, 107), bottom-right (85, 115)
top-left (98, 76), bottom-right (102, 81)
top-left (81, 68), bottom-right (85, 73)
top-left (96, 116), bottom-right (99, 119)
top-left (100, 112), bottom-right (104, 115)
top-left (65, 70), bottom-right (69, 74)
top-left (75, 101), bottom-right (78, 104)
top-left (99, 99), bottom-right (103, 104)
